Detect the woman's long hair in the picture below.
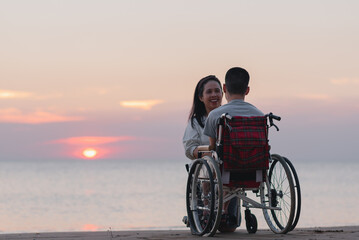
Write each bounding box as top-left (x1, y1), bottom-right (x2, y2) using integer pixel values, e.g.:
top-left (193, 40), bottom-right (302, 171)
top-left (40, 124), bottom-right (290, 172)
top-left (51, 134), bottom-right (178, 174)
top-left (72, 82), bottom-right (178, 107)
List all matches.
top-left (188, 75), bottom-right (222, 128)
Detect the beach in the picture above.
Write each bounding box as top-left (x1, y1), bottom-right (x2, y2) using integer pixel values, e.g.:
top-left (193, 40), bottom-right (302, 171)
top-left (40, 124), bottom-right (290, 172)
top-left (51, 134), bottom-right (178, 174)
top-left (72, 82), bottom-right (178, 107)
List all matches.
top-left (1, 226), bottom-right (358, 240)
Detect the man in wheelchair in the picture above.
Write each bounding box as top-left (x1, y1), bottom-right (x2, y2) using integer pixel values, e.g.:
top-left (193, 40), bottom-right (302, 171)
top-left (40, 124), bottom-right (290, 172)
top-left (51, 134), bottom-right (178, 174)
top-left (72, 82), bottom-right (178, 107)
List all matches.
top-left (203, 67), bottom-right (263, 232)
top-left (203, 67), bottom-right (263, 151)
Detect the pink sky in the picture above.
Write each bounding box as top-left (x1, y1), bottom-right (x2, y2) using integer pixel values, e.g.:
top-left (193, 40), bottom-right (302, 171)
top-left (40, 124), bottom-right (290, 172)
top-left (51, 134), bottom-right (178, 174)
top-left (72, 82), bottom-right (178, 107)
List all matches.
top-left (0, 1), bottom-right (358, 162)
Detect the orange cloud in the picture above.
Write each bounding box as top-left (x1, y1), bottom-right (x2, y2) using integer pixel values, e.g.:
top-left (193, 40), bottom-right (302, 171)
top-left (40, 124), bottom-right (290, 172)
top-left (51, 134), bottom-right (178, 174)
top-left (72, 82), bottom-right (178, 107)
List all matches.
top-left (0, 89), bottom-right (63, 100)
top-left (120, 100), bottom-right (163, 110)
top-left (331, 78), bottom-right (359, 86)
top-left (0, 108), bottom-right (83, 124)
top-left (55, 136), bottom-right (136, 145)
top-left (82, 224), bottom-right (100, 231)
top-left (0, 89), bottom-right (33, 99)
top-left (52, 136), bottom-right (137, 160)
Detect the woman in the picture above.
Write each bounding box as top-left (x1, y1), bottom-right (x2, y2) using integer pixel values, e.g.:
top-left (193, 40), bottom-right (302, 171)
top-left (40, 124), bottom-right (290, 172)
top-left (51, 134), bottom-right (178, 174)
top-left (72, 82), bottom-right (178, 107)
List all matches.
top-left (182, 75), bottom-right (239, 233)
top-left (183, 75), bottom-right (223, 160)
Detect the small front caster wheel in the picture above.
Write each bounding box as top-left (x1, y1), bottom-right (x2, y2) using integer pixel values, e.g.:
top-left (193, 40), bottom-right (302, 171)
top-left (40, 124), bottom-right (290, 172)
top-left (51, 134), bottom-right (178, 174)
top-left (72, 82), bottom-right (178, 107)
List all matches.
top-left (245, 210), bottom-right (258, 234)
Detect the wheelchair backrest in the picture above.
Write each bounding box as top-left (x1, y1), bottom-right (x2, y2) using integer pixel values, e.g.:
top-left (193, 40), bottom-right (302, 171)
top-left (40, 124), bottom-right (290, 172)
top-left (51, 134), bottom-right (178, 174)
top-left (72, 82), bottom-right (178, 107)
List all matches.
top-left (216, 115), bottom-right (269, 171)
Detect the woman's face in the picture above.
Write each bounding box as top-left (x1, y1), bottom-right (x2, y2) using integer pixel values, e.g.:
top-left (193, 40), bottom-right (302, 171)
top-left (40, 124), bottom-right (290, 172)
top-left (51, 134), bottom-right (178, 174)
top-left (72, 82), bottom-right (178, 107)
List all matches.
top-left (200, 80), bottom-right (223, 114)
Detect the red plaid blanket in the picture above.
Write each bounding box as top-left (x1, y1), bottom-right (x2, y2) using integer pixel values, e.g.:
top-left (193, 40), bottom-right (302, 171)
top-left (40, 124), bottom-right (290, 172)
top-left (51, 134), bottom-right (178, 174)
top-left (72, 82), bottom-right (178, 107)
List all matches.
top-left (222, 116), bottom-right (269, 170)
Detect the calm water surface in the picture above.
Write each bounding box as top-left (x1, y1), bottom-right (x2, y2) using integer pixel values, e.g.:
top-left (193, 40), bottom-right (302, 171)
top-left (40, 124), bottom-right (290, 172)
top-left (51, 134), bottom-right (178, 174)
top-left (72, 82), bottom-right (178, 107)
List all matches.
top-left (0, 158), bottom-right (358, 233)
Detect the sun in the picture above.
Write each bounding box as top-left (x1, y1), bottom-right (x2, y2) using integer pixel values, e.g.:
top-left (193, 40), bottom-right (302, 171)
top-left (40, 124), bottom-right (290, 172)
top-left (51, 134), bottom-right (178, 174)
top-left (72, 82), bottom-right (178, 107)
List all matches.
top-left (82, 148), bottom-right (97, 158)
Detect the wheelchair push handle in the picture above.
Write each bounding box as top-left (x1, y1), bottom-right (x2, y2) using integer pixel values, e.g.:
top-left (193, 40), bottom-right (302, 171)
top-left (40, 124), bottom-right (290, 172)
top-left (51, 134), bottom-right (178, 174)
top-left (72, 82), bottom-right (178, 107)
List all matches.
top-left (265, 112), bottom-right (281, 131)
top-left (268, 112), bottom-right (281, 121)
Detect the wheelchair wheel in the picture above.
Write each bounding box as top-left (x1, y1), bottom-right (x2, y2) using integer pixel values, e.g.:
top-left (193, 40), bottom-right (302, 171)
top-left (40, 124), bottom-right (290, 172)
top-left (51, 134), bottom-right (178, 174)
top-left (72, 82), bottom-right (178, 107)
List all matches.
top-left (202, 156), bottom-right (223, 236)
top-left (245, 209), bottom-right (257, 234)
top-left (186, 156), bottom-right (223, 237)
top-left (262, 154), bottom-right (295, 234)
top-left (283, 156), bottom-right (301, 232)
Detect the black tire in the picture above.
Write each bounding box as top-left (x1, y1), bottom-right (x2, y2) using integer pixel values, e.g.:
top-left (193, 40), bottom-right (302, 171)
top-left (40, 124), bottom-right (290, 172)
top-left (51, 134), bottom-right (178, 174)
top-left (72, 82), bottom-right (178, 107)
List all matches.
top-left (262, 154), bottom-right (295, 234)
top-left (283, 157), bottom-right (301, 232)
top-left (245, 211), bottom-right (258, 234)
top-left (202, 156), bottom-right (223, 236)
top-left (186, 159), bottom-right (216, 236)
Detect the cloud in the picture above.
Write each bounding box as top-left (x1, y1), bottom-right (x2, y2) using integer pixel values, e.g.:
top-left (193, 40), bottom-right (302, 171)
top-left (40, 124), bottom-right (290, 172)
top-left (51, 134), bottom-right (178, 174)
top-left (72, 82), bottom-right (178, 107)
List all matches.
top-left (0, 108), bottom-right (84, 124)
top-left (81, 224), bottom-right (101, 231)
top-left (296, 94), bottom-right (330, 100)
top-left (330, 78), bottom-right (359, 86)
top-left (119, 100), bottom-right (164, 110)
top-left (55, 136), bottom-right (136, 145)
top-left (0, 89), bottom-right (64, 100)
top-left (0, 89), bottom-right (33, 99)
top-left (51, 136), bottom-right (138, 160)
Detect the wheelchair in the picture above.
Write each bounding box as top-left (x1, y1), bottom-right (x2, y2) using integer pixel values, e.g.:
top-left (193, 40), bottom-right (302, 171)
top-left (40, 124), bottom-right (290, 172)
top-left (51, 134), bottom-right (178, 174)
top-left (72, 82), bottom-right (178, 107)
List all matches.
top-left (185, 113), bottom-right (301, 237)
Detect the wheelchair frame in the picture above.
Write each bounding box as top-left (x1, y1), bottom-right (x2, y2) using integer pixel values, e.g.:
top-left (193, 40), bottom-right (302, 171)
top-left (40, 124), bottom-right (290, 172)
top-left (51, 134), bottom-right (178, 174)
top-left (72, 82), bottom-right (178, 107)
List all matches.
top-left (185, 113), bottom-right (301, 237)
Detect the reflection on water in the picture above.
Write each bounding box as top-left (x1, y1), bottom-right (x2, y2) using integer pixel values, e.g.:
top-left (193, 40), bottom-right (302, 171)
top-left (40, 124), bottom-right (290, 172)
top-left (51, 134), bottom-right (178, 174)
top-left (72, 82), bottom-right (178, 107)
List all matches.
top-left (0, 159), bottom-right (358, 233)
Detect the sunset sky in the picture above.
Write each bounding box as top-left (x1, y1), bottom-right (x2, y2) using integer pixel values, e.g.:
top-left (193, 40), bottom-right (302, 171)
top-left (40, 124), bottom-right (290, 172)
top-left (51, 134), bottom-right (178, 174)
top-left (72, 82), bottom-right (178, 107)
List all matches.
top-left (1, 1), bottom-right (358, 162)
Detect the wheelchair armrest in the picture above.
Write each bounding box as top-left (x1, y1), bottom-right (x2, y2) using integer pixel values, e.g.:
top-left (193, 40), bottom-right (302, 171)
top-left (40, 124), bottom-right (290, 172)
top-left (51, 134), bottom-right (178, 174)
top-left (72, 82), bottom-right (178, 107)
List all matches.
top-left (197, 145), bottom-right (210, 152)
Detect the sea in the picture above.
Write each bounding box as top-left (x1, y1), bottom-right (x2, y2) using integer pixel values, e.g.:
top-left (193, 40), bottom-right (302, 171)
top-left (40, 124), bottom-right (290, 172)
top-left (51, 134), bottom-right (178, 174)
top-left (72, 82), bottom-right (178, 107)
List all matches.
top-left (0, 158), bottom-right (358, 233)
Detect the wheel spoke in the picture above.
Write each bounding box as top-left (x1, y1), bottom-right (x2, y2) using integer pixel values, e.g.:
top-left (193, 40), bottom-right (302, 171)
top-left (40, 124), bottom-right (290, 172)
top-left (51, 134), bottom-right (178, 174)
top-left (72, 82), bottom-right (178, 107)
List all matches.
top-left (186, 157), bottom-right (223, 237)
top-left (262, 155), bottom-right (295, 234)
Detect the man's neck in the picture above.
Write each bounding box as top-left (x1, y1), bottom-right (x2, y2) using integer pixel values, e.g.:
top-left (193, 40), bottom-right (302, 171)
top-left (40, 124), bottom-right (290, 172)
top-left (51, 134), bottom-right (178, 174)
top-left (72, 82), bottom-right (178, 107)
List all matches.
top-left (226, 94), bottom-right (245, 102)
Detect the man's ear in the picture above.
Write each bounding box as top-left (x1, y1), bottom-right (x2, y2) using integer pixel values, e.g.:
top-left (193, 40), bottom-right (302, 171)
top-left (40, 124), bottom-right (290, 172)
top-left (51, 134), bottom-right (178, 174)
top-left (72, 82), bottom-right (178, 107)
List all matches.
top-left (245, 86), bottom-right (250, 95)
top-left (223, 84), bottom-right (227, 93)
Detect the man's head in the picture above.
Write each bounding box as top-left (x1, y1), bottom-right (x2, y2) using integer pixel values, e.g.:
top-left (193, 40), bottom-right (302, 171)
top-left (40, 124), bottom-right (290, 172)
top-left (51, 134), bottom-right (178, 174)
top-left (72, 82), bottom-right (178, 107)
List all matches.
top-left (224, 67), bottom-right (250, 97)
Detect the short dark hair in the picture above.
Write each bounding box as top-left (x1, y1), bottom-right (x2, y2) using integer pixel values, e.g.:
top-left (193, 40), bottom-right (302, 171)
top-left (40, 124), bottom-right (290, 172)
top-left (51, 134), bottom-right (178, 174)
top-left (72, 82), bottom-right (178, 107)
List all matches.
top-left (188, 75), bottom-right (222, 128)
top-left (225, 67), bottom-right (249, 95)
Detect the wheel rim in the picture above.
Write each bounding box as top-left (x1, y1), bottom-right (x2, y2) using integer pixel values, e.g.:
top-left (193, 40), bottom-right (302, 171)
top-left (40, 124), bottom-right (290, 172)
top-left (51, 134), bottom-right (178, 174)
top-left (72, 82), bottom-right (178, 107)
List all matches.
top-left (186, 157), bottom-right (223, 236)
top-left (186, 159), bottom-right (215, 235)
top-left (269, 160), bottom-right (292, 229)
top-left (202, 156), bottom-right (223, 237)
top-left (283, 157), bottom-right (301, 231)
top-left (262, 154), bottom-right (295, 234)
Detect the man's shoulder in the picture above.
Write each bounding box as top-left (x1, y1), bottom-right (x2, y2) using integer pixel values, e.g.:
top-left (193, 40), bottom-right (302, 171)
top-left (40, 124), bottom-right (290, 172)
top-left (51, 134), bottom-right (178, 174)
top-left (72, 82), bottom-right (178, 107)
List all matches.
top-left (209, 100), bottom-right (263, 118)
top-left (243, 101), bottom-right (263, 113)
top-left (208, 104), bottom-right (229, 118)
